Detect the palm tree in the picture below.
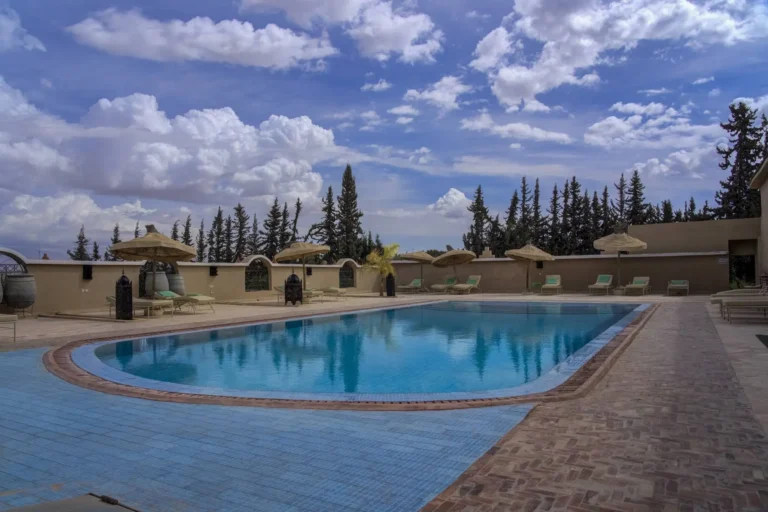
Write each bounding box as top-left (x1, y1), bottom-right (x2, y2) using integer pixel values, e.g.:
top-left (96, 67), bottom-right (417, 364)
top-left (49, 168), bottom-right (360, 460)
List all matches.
top-left (364, 243), bottom-right (399, 297)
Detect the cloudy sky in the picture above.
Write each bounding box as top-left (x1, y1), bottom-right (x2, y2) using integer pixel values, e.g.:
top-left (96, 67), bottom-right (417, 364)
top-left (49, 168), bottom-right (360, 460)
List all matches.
top-left (1, 0), bottom-right (768, 258)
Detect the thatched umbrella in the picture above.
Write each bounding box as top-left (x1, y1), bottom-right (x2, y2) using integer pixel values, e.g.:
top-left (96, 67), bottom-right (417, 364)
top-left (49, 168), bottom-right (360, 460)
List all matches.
top-left (594, 226), bottom-right (647, 286)
top-left (432, 249), bottom-right (476, 279)
top-left (505, 244), bottom-right (554, 293)
top-left (400, 251), bottom-right (435, 283)
top-left (274, 242), bottom-right (330, 290)
top-left (110, 225), bottom-right (195, 297)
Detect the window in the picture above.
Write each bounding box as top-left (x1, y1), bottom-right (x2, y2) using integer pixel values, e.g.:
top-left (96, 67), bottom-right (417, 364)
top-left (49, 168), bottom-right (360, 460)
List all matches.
top-left (246, 260), bottom-right (270, 291)
top-left (339, 263), bottom-right (355, 289)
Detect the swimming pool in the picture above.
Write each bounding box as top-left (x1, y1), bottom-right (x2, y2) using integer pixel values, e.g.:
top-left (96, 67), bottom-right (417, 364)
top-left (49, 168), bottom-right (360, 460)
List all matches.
top-left (75, 301), bottom-right (647, 402)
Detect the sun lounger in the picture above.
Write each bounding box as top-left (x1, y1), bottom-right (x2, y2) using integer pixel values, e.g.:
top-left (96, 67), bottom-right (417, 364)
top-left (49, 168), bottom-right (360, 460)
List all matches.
top-left (274, 285), bottom-right (285, 302)
top-left (304, 289), bottom-right (324, 303)
top-left (540, 275), bottom-right (562, 295)
top-left (721, 295), bottom-right (768, 322)
top-left (452, 275), bottom-right (482, 294)
top-left (588, 274), bottom-right (614, 295)
top-left (624, 277), bottom-right (650, 296)
top-left (322, 287), bottom-right (348, 300)
top-left (397, 279), bottom-right (423, 293)
top-left (0, 314), bottom-right (17, 343)
top-left (155, 291), bottom-right (216, 314)
top-left (431, 277), bottom-right (457, 293)
top-left (710, 288), bottom-right (763, 316)
top-left (107, 295), bottom-right (174, 317)
top-left (667, 280), bottom-right (689, 296)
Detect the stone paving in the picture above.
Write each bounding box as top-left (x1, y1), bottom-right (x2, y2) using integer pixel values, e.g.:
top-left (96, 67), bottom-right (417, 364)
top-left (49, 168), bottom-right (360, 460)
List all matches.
top-left (0, 349), bottom-right (533, 512)
top-left (425, 302), bottom-right (768, 511)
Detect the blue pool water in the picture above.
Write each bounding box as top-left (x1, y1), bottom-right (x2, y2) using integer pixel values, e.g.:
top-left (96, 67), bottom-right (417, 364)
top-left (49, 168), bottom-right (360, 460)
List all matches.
top-left (94, 302), bottom-right (638, 395)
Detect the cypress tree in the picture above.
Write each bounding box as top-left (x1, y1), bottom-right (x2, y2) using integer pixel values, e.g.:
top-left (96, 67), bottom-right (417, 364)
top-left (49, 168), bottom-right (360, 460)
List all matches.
top-left (374, 234), bottom-right (383, 252)
top-left (182, 215), bottom-right (193, 246)
top-left (504, 190), bottom-right (520, 250)
top-left (590, 191), bottom-right (601, 253)
top-left (67, 225), bottom-right (90, 261)
top-left (578, 191), bottom-right (592, 254)
top-left (516, 177), bottom-right (532, 245)
top-left (308, 186), bottom-right (338, 262)
top-left (560, 180), bottom-right (570, 255)
top-left (600, 186), bottom-right (612, 236)
top-left (247, 216), bottom-right (260, 255)
top-left (291, 198), bottom-right (303, 242)
top-left (546, 184), bottom-right (560, 255)
top-left (105, 223), bottom-right (122, 261)
top-left (261, 198), bottom-right (283, 260)
top-left (685, 197), bottom-right (697, 221)
top-left (566, 177), bottom-right (582, 254)
top-left (224, 215), bottom-right (234, 262)
top-left (715, 102), bottom-right (763, 219)
top-left (674, 209), bottom-right (683, 222)
top-left (627, 170), bottom-right (647, 225)
top-left (196, 219), bottom-right (207, 262)
top-left (211, 208), bottom-right (225, 261)
top-left (206, 224), bottom-right (216, 262)
top-left (91, 241), bottom-right (100, 261)
top-left (661, 200), bottom-right (674, 223)
top-left (232, 204), bottom-right (250, 262)
top-left (531, 178), bottom-right (543, 247)
top-left (612, 173), bottom-right (628, 222)
top-left (337, 165), bottom-right (364, 260)
top-left (487, 214), bottom-right (505, 257)
top-left (170, 220), bottom-right (180, 241)
top-left (134, 222), bottom-right (140, 239)
top-left (466, 185), bottom-right (489, 255)
top-left (279, 202), bottom-right (291, 251)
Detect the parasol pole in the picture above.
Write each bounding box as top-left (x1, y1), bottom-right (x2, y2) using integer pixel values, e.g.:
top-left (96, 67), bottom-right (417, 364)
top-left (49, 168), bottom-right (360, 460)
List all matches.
top-left (527, 260), bottom-right (531, 294)
top-left (152, 260), bottom-right (157, 299)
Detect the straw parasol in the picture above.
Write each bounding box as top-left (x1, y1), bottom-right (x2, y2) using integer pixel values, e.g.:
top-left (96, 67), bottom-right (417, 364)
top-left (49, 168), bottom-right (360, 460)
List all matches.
top-left (432, 249), bottom-right (476, 278)
top-left (274, 242), bottom-right (330, 290)
top-left (505, 244), bottom-right (554, 293)
top-left (400, 251), bottom-right (435, 283)
top-left (110, 225), bottom-right (196, 297)
top-left (593, 224), bottom-right (647, 286)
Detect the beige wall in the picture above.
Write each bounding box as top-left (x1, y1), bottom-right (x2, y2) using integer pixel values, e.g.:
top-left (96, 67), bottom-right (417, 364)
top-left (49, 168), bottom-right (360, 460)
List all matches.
top-left (0, 259), bottom-right (380, 315)
top-left (628, 218), bottom-right (760, 253)
top-left (394, 253), bottom-right (729, 295)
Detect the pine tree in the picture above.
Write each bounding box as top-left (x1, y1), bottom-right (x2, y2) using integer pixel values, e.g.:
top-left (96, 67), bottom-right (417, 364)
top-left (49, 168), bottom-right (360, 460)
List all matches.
top-left (465, 185), bottom-right (489, 255)
top-left (291, 198), bottom-right (303, 242)
top-left (206, 224), bottom-right (216, 262)
top-left (261, 198), bottom-right (283, 260)
top-left (515, 177), bottom-right (532, 245)
top-left (685, 197), bottom-right (697, 221)
top-left (546, 184), bottom-right (561, 255)
top-left (566, 177), bottom-right (582, 254)
top-left (612, 173), bottom-right (628, 222)
top-left (504, 190), bottom-right (520, 250)
top-left (337, 165), bottom-right (364, 260)
top-left (182, 215), bottom-right (193, 246)
top-left (247, 216), bottom-right (260, 255)
top-left (232, 204), bottom-right (250, 262)
top-left (674, 209), bottom-right (683, 222)
top-left (761, 114), bottom-right (768, 162)
top-left (134, 222), bottom-right (141, 239)
top-left (374, 234), bottom-right (383, 252)
top-left (560, 181), bottom-right (571, 255)
top-left (715, 102), bottom-right (763, 219)
top-left (170, 220), bottom-right (180, 241)
top-left (223, 216), bottom-right (234, 262)
top-left (105, 223), bottom-right (121, 261)
top-left (91, 241), bottom-right (100, 261)
top-left (363, 231), bottom-right (374, 260)
top-left (531, 178), bottom-right (543, 247)
top-left (196, 219), bottom-right (207, 262)
top-left (590, 191), bottom-right (601, 253)
top-left (67, 225), bottom-right (90, 261)
top-left (600, 186), bottom-right (612, 236)
top-left (578, 191), bottom-right (592, 254)
top-left (661, 200), bottom-right (674, 223)
top-left (487, 215), bottom-right (505, 257)
top-left (700, 200), bottom-right (715, 220)
top-left (308, 186), bottom-right (338, 262)
top-left (627, 170), bottom-right (647, 225)
top-left (212, 208), bottom-right (225, 262)
top-left (279, 202), bottom-right (291, 251)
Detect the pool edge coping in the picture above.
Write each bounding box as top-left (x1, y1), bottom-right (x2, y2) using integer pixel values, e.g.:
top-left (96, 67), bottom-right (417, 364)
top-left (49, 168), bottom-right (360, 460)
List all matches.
top-left (43, 302), bottom-right (660, 411)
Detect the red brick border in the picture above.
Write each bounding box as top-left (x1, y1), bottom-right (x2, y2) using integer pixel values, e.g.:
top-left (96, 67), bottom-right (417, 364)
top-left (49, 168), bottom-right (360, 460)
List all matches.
top-left (43, 304), bottom-right (658, 411)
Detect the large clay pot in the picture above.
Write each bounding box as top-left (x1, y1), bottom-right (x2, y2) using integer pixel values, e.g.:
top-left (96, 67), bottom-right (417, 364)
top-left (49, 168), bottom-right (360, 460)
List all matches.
top-left (167, 273), bottom-right (186, 296)
top-left (5, 274), bottom-right (36, 309)
top-left (145, 270), bottom-right (169, 297)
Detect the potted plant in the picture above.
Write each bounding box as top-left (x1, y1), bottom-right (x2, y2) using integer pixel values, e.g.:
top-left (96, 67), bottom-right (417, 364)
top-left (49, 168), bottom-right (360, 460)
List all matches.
top-left (364, 243), bottom-right (399, 297)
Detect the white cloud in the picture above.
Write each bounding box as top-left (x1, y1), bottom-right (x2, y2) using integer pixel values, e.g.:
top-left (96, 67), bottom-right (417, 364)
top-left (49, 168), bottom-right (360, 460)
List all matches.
top-left (359, 110), bottom-right (384, 131)
top-left (585, 108), bottom-right (721, 149)
top-left (387, 105), bottom-right (419, 116)
top-left (708, 88), bottom-right (721, 97)
top-left (692, 76), bottom-right (714, 85)
top-left (0, 77), bottom-right (347, 208)
top-left (639, 88), bottom-right (672, 96)
top-left (732, 95), bottom-right (768, 112)
top-left (466, 11), bottom-right (491, 20)
top-left (395, 117), bottom-right (413, 125)
top-left (509, 143), bottom-right (522, 150)
top-left (483, 0), bottom-right (768, 110)
top-left (428, 188), bottom-right (471, 219)
top-left (361, 78), bottom-right (392, 92)
top-left (0, 8), bottom-right (45, 52)
top-left (460, 112), bottom-right (573, 144)
top-left (451, 155), bottom-right (566, 178)
top-left (522, 99), bottom-right (551, 113)
top-left (610, 102), bottom-right (667, 116)
top-left (68, 9), bottom-right (337, 70)
top-left (347, 1), bottom-right (443, 63)
top-left (404, 76), bottom-right (473, 112)
top-left (470, 27), bottom-right (518, 73)
top-left (240, 0), bottom-right (373, 29)
top-left (631, 146), bottom-right (712, 179)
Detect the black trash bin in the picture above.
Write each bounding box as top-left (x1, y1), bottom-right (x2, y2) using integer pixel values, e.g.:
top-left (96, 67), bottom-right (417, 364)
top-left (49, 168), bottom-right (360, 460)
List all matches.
top-left (115, 273), bottom-right (133, 320)
top-left (386, 273), bottom-right (396, 297)
top-left (285, 274), bottom-right (303, 305)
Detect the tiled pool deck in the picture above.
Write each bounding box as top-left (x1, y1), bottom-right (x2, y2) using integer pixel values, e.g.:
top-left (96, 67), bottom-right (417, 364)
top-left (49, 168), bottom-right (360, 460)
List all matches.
top-left (0, 348), bottom-right (533, 511)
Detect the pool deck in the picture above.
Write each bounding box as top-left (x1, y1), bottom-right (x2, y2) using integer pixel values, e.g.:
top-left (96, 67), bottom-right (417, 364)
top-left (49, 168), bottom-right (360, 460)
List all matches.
top-left (1, 294), bottom-right (767, 511)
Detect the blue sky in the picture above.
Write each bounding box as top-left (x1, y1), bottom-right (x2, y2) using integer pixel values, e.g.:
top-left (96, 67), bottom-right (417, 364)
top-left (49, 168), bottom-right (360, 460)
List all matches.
top-left (1, 0), bottom-right (768, 258)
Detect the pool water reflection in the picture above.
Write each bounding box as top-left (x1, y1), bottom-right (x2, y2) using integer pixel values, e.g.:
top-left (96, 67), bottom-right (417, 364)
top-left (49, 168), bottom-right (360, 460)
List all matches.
top-left (95, 302), bottom-right (639, 394)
